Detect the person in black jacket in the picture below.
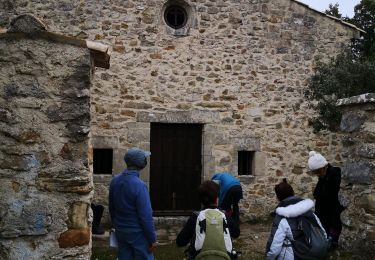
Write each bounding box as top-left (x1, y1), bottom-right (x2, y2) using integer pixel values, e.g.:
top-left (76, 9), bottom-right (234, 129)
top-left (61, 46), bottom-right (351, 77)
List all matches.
top-left (176, 180), bottom-right (240, 259)
top-left (308, 151), bottom-right (345, 248)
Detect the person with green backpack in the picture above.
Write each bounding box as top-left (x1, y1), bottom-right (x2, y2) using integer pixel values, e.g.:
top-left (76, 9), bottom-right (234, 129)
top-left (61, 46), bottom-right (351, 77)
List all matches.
top-left (176, 180), bottom-right (240, 260)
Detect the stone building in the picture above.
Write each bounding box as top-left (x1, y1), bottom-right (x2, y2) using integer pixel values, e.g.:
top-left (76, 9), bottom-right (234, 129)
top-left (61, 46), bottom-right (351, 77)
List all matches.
top-left (1, 0), bottom-right (363, 225)
top-left (0, 15), bottom-right (110, 259)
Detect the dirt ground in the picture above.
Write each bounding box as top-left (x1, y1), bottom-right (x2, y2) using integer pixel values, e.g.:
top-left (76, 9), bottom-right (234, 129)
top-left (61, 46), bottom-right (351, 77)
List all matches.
top-left (92, 221), bottom-right (357, 260)
top-left (233, 222), bottom-right (270, 259)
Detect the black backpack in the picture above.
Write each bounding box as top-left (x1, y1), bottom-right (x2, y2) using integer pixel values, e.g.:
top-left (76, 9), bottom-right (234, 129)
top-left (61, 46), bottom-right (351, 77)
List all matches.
top-left (287, 215), bottom-right (329, 260)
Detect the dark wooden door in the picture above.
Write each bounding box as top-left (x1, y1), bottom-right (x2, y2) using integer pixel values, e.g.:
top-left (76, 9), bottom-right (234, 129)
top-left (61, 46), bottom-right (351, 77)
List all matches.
top-left (150, 123), bottom-right (202, 214)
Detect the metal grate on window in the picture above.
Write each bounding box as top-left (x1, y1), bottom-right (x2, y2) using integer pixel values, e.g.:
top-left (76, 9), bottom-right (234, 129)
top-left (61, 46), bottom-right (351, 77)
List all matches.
top-left (164, 5), bottom-right (188, 29)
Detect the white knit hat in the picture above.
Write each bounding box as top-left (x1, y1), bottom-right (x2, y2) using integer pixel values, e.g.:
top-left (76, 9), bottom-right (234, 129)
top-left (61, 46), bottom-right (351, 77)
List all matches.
top-left (308, 151), bottom-right (328, 171)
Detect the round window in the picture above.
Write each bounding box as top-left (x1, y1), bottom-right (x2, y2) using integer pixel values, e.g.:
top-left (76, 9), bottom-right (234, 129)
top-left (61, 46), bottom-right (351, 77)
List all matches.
top-left (164, 5), bottom-right (188, 29)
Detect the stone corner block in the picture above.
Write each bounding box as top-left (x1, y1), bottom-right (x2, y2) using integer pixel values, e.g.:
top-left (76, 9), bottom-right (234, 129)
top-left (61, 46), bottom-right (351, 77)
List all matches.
top-left (58, 226), bottom-right (90, 248)
top-left (68, 202), bottom-right (89, 229)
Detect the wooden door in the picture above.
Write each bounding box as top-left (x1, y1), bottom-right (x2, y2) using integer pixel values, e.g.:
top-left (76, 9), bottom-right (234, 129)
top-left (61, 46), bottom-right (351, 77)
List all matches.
top-left (150, 123), bottom-right (202, 215)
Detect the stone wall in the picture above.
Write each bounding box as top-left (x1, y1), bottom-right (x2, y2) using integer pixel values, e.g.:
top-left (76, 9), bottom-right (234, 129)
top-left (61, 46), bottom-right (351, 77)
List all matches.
top-left (337, 93), bottom-right (375, 256)
top-left (0, 15), bottom-right (109, 259)
top-left (0, 0), bottom-right (362, 222)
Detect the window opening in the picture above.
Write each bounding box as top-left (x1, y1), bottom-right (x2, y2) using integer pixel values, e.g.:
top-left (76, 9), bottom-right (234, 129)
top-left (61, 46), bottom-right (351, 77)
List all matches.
top-left (93, 148), bottom-right (113, 175)
top-left (164, 5), bottom-right (188, 29)
top-left (238, 151), bottom-right (254, 176)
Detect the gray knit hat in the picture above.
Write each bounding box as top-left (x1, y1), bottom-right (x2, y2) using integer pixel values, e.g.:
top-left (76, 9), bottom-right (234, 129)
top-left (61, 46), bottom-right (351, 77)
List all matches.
top-left (124, 147), bottom-right (151, 169)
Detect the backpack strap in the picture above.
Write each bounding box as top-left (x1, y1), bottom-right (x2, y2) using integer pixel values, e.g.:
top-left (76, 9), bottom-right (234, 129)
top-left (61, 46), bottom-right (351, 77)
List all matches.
top-left (199, 219), bottom-right (206, 234)
top-left (223, 217), bottom-right (229, 234)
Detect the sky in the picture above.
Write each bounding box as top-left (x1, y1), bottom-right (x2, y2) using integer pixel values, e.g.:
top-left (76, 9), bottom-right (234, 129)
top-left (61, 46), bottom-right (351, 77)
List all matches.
top-left (297, 0), bottom-right (361, 18)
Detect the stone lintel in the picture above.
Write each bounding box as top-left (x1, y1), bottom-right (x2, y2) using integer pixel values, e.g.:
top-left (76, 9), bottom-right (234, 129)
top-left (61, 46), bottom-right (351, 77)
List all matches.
top-left (91, 136), bottom-right (119, 148)
top-left (238, 175), bottom-right (255, 185)
top-left (137, 110), bottom-right (221, 124)
top-left (230, 136), bottom-right (261, 151)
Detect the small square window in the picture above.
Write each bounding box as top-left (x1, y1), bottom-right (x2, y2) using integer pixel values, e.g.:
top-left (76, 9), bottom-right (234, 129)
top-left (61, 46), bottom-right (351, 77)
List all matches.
top-left (238, 151), bottom-right (255, 176)
top-left (93, 148), bottom-right (113, 175)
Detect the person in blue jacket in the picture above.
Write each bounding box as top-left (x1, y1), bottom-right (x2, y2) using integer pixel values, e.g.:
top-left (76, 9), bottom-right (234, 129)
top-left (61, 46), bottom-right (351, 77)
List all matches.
top-left (109, 147), bottom-right (156, 260)
top-left (211, 172), bottom-right (243, 227)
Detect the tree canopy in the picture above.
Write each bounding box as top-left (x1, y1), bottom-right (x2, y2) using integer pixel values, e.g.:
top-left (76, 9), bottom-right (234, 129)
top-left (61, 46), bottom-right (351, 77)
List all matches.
top-left (325, 3), bottom-right (342, 19)
top-left (351, 0), bottom-right (375, 61)
top-left (306, 0), bottom-right (375, 132)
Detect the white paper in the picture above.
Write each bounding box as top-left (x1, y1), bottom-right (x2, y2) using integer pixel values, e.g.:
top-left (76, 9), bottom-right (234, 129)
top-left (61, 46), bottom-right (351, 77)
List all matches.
top-left (110, 230), bottom-right (118, 248)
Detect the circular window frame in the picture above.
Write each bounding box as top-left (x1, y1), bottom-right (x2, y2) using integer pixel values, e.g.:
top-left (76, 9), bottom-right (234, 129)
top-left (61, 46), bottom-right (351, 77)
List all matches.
top-left (164, 5), bottom-right (188, 30)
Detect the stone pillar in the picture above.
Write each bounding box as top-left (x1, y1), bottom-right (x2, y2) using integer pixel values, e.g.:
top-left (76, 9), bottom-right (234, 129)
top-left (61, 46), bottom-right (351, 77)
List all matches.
top-left (0, 15), bottom-right (109, 259)
top-left (337, 93), bottom-right (375, 256)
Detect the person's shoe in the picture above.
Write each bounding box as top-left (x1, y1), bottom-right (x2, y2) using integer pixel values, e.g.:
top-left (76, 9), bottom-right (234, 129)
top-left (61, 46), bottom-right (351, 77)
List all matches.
top-left (92, 226), bottom-right (105, 235)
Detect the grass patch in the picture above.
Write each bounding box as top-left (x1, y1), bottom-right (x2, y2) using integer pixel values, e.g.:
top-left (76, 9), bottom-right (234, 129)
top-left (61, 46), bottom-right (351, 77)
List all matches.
top-left (91, 247), bottom-right (116, 260)
top-left (92, 244), bottom-right (264, 260)
top-left (154, 243), bottom-right (186, 260)
top-left (91, 246), bottom-right (355, 260)
top-left (92, 244), bottom-right (185, 260)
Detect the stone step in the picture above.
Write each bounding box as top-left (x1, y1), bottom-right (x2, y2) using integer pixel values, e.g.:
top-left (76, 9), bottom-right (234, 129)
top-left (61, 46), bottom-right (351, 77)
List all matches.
top-left (92, 231), bottom-right (110, 248)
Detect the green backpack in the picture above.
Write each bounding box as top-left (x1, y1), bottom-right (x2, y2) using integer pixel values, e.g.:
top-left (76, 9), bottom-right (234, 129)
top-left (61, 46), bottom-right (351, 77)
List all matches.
top-left (195, 209), bottom-right (232, 260)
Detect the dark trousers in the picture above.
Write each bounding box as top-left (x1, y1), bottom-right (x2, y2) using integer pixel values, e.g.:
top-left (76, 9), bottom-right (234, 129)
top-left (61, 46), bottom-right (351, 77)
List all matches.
top-left (116, 230), bottom-right (154, 260)
top-left (315, 207), bottom-right (342, 244)
top-left (317, 210), bottom-right (342, 244)
top-left (91, 203), bottom-right (104, 228)
top-left (220, 185), bottom-right (243, 226)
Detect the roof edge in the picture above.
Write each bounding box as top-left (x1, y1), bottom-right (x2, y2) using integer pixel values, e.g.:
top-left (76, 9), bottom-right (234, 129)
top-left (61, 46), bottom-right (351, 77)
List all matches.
top-left (0, 31), bottom-right (110, 69)
top-left (1, 14), bottom-right (110, 69)
top-left (291, 0), bottom-right (365, 34)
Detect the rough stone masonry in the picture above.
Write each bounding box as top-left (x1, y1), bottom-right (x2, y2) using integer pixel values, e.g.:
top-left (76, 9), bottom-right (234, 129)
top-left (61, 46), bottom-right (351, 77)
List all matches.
top-left (0, 0), bottom-right (371, 256)
top-left (0, 0), bottom-right (363, 223)
top-left (0, 15), bottom-right (110, 259)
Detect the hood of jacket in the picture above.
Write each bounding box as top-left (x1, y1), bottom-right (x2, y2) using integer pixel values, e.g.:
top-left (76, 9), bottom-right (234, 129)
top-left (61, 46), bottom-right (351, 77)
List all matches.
top-left (276, 198), bottom-right (315, 218)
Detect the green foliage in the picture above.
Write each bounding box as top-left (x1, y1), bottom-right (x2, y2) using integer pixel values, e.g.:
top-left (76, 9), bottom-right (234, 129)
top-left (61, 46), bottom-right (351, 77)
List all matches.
top-left (351, 0), bottom-right (375, 61)
top-left (306, 52), bottom-right (375, 132)
top-left (307, 0), bottom-right (375, 132)
top-left (325, 3), bottom-right (342, 19)
top-left (308, 52), bottom-right (375, 99)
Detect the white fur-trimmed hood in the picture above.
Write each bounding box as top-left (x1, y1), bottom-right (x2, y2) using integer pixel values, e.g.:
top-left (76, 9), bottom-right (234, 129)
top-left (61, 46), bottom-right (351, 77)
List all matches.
top-left (276, 199), bottom-right (315, 218)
